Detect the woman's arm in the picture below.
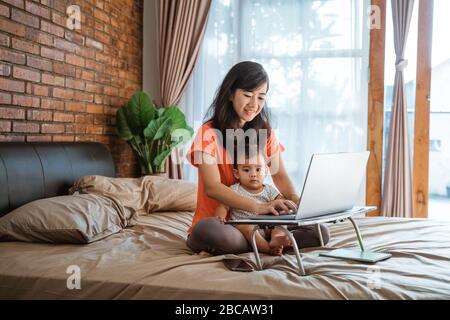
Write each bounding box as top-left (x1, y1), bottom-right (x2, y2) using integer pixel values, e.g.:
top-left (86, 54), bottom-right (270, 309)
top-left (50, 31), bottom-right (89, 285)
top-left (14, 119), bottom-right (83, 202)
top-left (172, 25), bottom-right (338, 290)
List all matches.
top-left (269, 154), bottom-right (300, 205)
top-left (195, 151), bottom-right (295, 215)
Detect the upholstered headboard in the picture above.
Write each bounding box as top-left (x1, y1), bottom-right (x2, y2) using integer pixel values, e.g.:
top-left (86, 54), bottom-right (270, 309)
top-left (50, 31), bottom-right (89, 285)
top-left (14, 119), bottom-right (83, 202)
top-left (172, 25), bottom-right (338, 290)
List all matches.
top-left (0, 142), bottom-right (115, 216)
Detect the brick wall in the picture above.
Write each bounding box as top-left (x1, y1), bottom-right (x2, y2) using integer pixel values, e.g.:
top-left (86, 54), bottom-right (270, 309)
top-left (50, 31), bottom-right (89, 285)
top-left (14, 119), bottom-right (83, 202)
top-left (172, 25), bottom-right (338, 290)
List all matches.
top-left (0, 0), bottom-right (143, 177)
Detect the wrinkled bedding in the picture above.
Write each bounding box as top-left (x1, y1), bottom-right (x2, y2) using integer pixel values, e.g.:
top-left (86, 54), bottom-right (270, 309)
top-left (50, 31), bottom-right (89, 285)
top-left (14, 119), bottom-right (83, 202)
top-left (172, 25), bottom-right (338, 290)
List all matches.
top-left (1, 211), bottom-right (450, 299)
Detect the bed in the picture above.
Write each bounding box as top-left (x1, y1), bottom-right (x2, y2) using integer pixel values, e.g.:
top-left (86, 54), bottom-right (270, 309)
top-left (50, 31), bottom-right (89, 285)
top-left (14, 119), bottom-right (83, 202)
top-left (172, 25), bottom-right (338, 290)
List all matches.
top-left (1, 143), bottom-right (450, 300)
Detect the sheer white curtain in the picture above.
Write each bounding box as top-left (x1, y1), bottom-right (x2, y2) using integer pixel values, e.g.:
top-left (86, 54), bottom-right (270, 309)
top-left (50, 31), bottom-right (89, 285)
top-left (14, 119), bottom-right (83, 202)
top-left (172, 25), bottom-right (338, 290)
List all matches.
top-left (179, 0), bottom-right (370, 190)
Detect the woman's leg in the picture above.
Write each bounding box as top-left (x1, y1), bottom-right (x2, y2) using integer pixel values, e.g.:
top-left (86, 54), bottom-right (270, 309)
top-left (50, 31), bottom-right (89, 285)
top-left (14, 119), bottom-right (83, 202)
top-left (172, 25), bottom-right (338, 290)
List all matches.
top-left (186, 217), bottom-right (251, 255)
top-left (288, 224), bottom-right (330, 249)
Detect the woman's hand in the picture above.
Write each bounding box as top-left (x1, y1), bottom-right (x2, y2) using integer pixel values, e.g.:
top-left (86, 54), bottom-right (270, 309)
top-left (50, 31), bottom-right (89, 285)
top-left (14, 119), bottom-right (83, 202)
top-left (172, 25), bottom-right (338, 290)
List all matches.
top-left (254, 199), bottom-right (298, 216)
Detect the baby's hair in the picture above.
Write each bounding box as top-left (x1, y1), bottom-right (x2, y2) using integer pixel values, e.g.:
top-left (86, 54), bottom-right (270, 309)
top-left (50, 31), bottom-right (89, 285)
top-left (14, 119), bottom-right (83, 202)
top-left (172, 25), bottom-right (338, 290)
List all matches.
top-left (233, 140), bottom-right (267, 169)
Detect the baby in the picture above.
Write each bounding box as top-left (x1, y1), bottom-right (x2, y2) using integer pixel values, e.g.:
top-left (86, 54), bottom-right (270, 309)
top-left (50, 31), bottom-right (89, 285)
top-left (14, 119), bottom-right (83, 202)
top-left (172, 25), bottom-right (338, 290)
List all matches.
top-left (215, 143), bottom-right (292, 256)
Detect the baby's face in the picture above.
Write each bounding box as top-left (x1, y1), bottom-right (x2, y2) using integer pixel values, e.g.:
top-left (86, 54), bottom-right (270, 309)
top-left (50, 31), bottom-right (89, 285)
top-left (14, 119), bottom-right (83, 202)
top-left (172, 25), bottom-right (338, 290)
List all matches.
top-left (234, 153), bottom-right (267, 190)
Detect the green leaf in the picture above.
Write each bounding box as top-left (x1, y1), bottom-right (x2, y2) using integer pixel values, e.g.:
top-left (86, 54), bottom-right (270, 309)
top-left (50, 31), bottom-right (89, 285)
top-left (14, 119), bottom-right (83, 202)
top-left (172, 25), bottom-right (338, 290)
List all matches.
top-left (153, 148), bottom-right (172, 168)
top-left (116, 108), bottom-right (133, 141)
top-left (128, 92), bottom-right (155, 134)
top-left (163, 106), bottom-right (187, 132)
top-left (143, 117), bottom-right (172, 140)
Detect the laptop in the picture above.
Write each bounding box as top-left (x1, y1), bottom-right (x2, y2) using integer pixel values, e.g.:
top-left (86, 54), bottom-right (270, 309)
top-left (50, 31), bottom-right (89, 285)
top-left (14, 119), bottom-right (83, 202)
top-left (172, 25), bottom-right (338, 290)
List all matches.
top-left (249, 151), bottom-right (370, 221)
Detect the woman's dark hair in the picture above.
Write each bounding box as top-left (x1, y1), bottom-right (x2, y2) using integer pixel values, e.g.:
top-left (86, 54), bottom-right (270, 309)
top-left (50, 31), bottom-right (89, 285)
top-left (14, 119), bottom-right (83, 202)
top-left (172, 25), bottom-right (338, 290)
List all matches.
top-left (204, 61), bottom-right (272, 150)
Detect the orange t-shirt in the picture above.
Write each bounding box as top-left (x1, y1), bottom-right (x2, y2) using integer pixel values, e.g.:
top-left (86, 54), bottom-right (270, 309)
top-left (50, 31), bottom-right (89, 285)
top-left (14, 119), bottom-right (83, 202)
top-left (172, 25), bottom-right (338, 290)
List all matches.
top-left (186, 121), bottom-right (285, 233)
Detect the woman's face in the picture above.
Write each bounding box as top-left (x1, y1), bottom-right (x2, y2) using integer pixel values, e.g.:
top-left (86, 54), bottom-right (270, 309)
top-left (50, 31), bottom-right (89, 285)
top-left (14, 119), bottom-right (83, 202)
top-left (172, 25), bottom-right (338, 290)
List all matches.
top-left (230, 82), bottom-right (268, 127)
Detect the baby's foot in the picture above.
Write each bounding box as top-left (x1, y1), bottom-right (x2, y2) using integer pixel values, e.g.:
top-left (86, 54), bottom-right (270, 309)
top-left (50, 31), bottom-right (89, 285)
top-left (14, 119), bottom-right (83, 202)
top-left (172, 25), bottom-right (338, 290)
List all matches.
top-left (269, 245), bottom-right (284, 256)
top-left (269, 235), bottom-right (291, 248)
top-left (194, 251), bottom-right (211, 257)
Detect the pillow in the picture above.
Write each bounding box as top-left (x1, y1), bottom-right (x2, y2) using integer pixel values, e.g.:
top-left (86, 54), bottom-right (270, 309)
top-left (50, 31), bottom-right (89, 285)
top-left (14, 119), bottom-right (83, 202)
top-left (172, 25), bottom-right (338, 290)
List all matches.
top-left (69, 175), bottom-right (197, 216)
top-left (0, 194), bottom-right (128, 244)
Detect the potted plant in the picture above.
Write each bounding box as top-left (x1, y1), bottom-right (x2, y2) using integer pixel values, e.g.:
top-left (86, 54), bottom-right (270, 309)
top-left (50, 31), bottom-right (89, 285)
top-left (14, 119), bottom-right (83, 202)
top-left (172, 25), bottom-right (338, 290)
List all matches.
top-left (116, 92), bottom-right (194, 175)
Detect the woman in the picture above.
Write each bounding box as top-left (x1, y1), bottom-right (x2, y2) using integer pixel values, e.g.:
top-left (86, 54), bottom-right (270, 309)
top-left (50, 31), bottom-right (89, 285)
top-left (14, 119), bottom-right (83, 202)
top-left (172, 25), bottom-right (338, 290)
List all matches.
top-left (186, 61), bottom-right (330, 255)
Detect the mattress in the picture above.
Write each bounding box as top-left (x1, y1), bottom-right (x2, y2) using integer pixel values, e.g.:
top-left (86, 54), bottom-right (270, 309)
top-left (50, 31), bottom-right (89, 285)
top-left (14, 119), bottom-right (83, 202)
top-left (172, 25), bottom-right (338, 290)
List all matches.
top-left (1, 212), bottom-right (450, 299)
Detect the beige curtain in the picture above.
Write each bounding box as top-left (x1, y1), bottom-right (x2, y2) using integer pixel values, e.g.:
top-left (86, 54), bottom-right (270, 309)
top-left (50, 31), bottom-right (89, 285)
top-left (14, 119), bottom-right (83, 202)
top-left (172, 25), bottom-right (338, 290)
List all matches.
top-left (158, 0), bottom-right (211, 179)
top-left (381, 0), bottom-right (415, 217)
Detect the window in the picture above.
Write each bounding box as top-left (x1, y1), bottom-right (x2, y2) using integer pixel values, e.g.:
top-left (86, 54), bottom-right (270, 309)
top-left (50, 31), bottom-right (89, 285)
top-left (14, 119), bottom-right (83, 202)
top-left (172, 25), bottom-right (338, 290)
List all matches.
top-left (180, 0), bottom-right (370, 194)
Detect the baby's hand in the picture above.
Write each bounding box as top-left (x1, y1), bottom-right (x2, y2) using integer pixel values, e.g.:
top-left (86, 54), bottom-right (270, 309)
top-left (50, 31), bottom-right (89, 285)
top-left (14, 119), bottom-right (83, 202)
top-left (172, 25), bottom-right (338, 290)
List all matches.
top-left (217, 216), bottom-right (227, 223)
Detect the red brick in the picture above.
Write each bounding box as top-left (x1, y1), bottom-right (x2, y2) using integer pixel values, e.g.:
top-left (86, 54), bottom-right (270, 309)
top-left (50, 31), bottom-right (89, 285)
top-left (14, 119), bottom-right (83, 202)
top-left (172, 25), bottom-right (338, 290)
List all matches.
top-left (0, 33), bottom-right (9, 46)
top-left (51, 11), bottom-right (66, 27)
top-left (48, 0), bottom-right (66, 13)
top-left (12, 94), bottom-right (40, 108)
top-left (0, 92), bottom-right (12, 104)
top-left (0, 4), bottom-right (9, 18)
top-left (75, 114), bottom-right (93, 124)
top-left (27, 109), bottom-right (52, 121)
top-left (76, 46), bottom-right (95, 59)
top-left (41, 73), bottom-right (64, 86)
top-left (27, 55), bottom-right (53, 72)
top-left (0, 47), bottom-right (26, 64)
top-left (53, 62), bottom-right (76, 77)
top-left (95, 52), bottom-right (111, 64)
top-left (28, 83), bottom-right (49, 96)
top-left (53, 87), bottom-right (74, 100)
top-left (81, 70), bottom-right (94, 81)
top-left (74, 91), bottom-right (93, 102)
top-left (41, 46), bottom-right (64, 61)
top-left (12, 38), bottom-right (39, 55)
top-left (0, 78), bottom-right (25, 92)
top-left (11, 8), bottom-right (39, 28)
top-left (94, 114), bottom-right (107, 125)
top-left (65, 53), bottom-right (85, 67)
top-left (40, 20), bottom-right (64, 38)
top-left (0, 135), bottom-right (25, 142)
top-left (86, 37), bottom-right (103, 50)
top-left (41, 123), bottom-right (64, 133)
top-left (2, 0), bottom-right (24, 9)
top-left (66, 101), bottom-right (85, 112)
top-left (66, 123), bottom-right (85, 134)
top-left (94, 30), bottom-right (110, 44)
top-left (95, 73), bottom-right (110, 85)
top-left (0, 63), bottom-right (11, 76)
top-left (85, 59), bottom-right (103, 73)
top-left (13, 66), bottom-right (40, 82)
top-left (94, 8), bottom-right (110, 24)
top-left (86, 83), bottom-right (103, 94)
top-left (94, 94), bottom-right (103, 104)
top-left (53, 112), bottom-right (74, 122)
top-left (13, 122), bottom-right (39, 133)
top-left (53, 135), bottom-right (74, 142)
top-left (25, 1), bottom-right (51, 20)
top-left (65, 31), bottom-right (84, 46)
top-left (65, 78), bottom-right (85, 91)
top-left (86, 125), bottom-right (103, 135)
top-left (94, 20), bottom-right (104, 32)
top-left (0, 120), bottom-right (11, 132)
top-left (26, 135), bottom-right (52, 142)
top-left (25, 28), bottom-right (53, 46)
top-left (41, 98), bottom-right (64, 110)
top-left (86, 104), bottom-right (103, 114)
top-left (0, 106), bottom-right (25, 119)
top-left (54, 38), bottom-right (78, 53)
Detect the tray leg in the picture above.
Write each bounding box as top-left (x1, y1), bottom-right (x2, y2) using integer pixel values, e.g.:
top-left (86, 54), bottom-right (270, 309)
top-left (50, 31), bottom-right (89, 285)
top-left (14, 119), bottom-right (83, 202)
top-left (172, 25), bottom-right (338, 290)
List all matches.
top-left (250, 225), bottom-right (263, 270)
top-left (348, 217), bottom-right (365, 251)
top-left (276, 226), bottom-right (306, 276)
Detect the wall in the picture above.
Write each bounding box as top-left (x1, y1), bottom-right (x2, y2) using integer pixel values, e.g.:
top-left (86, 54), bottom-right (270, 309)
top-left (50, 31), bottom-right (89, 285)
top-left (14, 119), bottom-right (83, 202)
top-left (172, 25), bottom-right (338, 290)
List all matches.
top-left (142, 0), bottom-right (160, 106)
top-left (0, 0), bottom-right (143, 177)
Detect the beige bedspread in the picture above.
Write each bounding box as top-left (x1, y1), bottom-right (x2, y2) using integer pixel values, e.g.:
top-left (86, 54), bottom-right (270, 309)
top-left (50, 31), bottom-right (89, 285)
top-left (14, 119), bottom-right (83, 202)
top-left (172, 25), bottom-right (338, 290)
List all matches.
top-left (1, 211), bottom-right (450, 299)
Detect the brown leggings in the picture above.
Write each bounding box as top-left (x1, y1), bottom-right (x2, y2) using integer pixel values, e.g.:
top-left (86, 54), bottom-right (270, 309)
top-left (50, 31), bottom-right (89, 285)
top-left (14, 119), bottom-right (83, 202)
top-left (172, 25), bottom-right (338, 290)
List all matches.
top-left (186, 217), bottom-right (330, 255)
